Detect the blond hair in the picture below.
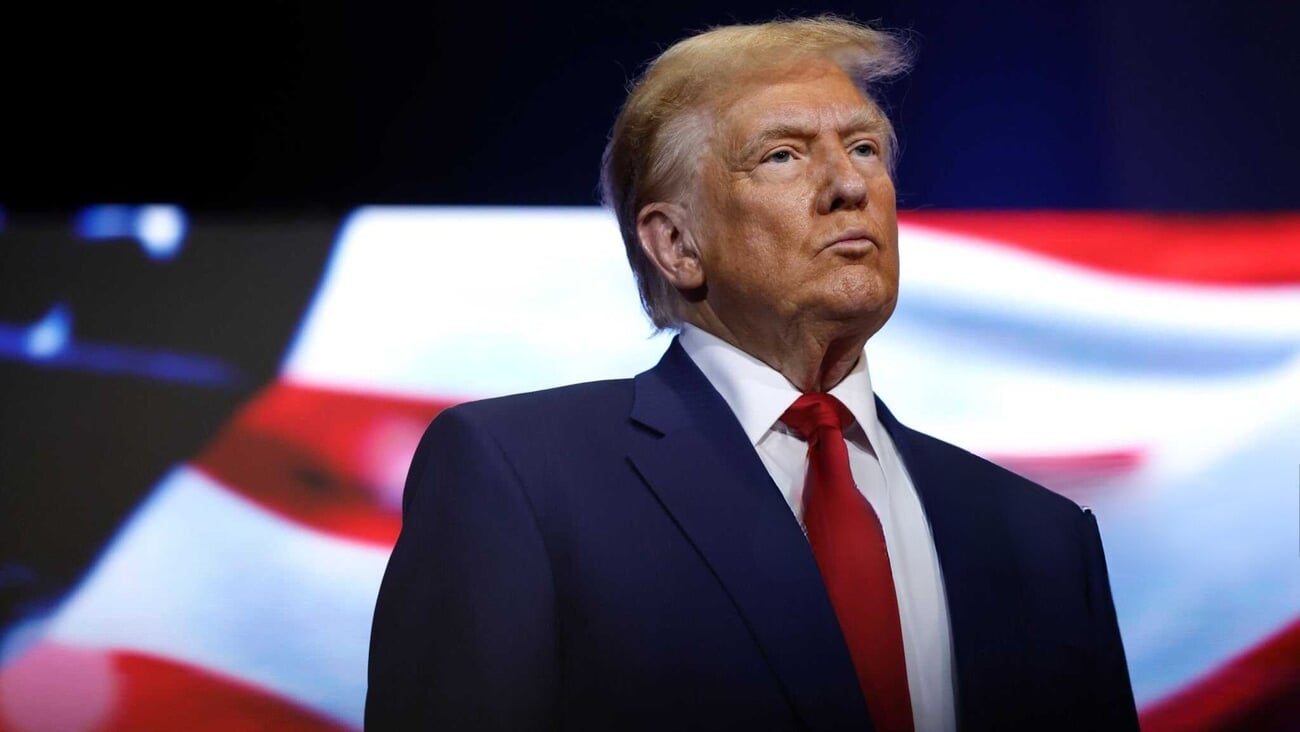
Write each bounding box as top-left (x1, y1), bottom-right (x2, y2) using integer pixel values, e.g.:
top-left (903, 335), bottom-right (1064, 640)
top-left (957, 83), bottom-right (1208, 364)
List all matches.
top-left (601, 16), bottom-right (912, 329)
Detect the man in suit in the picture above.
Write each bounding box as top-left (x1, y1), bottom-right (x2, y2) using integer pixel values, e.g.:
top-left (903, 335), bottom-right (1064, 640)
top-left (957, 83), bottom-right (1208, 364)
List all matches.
top-left (366, 16), bottom-right (1139, 732)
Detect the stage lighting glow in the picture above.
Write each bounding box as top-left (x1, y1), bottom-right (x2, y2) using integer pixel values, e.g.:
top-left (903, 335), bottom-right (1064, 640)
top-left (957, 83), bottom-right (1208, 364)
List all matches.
top-left (75, 205), bottom-right (133, 240)
top-left (74, 205), bottom-right (187, 261)
top-left (24, 304), bottom-right (72, 359)
top-left (134, 206), bottom-right (187, 261)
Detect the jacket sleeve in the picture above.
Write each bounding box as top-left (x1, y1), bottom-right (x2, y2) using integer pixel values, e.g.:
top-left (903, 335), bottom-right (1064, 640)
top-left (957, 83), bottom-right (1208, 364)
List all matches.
top-left (365, 406), bottom-right (559, 731)
top-left (1080, 509), bottom-right (1141, 731)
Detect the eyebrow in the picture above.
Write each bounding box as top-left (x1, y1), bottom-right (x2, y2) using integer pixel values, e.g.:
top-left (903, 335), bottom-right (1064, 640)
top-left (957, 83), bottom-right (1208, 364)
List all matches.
top-left (732, 108), bottom-right (888, 163)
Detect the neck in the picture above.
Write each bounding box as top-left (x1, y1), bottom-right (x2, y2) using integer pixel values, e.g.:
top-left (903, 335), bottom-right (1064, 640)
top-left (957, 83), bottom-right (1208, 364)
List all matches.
top-left (687, 310), bottom-right (870, 393)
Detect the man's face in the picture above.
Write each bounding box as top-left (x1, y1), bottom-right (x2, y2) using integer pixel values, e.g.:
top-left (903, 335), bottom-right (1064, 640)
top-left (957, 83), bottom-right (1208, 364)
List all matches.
top-left (693, 61), bottom-right (899, 339)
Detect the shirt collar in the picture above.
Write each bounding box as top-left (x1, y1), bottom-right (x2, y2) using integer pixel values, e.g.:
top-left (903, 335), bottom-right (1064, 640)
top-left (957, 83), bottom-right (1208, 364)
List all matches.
top-left (678, 323), bottom-right (881, 449)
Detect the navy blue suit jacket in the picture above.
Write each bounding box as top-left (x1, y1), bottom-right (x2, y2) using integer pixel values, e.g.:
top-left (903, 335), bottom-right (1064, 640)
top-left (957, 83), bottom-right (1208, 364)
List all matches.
top-left (366, 340), bottom-right (1139, 731)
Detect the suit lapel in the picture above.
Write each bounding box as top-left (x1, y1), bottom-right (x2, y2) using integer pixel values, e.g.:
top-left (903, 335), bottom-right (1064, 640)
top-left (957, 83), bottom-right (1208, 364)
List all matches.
top-left (876, 398), bottom-right (1030, 732)
top-left (627, 340), bottom-right (871, 731)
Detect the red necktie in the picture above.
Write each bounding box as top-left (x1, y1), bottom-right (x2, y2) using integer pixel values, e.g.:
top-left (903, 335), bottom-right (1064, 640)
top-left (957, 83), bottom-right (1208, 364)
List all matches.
top-left (781, 393), bottom-right (914, 732)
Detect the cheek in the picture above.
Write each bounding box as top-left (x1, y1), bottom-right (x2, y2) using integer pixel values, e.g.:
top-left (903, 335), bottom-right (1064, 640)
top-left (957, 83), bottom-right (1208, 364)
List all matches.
top-left (872, 176), bottom-right (900, 274)
top-left (719, 194), bottom-right (800, 257)
top-left (877, 181), bottom-right (898, 226)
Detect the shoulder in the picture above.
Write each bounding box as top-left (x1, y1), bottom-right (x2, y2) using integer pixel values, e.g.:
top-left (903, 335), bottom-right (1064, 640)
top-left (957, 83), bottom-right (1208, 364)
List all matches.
top-left (881, 408), bottom-right (1138, 726)
top-left (886, 411), bottom-right (1086, 523)
top-left (412, 379), bottom-right (636, 475)
top-left (401, 378), bottom-right (635, 511)
top-left (433, 378), bottom-right (634, 436)
top-left (888, 414), bottom-right (1105, 591)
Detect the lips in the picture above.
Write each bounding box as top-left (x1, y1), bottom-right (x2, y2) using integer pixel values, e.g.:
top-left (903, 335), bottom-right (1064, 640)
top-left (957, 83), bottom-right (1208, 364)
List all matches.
top-left (823, 227), bottom-right (876, 251)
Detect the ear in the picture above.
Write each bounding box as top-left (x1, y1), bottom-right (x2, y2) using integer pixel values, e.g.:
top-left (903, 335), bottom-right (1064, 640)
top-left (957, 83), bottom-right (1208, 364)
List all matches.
top-left (636, 202), bottom-right (705, 290)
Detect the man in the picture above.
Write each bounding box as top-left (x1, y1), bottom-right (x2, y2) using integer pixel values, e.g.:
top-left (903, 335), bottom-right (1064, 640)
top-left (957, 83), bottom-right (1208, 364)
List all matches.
top-left (367, 17), bottom-right (1139, 732)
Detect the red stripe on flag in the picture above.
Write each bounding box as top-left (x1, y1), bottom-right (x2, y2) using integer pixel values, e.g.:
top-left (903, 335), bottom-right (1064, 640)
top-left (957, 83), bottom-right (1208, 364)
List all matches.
top-left (1140, 618), bottom-right (1300, 731)
top-left (192, 380), bottom-right (458, 546)
top-left (901, 212), bottom-right (1300, 285)
top-left (0, 643), bottom-right (352, 732)
top-left (983, 448), bottom-right (1145, 502)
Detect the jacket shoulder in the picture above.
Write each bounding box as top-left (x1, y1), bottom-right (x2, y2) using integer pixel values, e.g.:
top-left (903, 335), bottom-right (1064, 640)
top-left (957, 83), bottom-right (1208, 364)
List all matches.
top-left (436, 378), bottom-right (633, 428)
top-left (419, 378), bottom-right (637, 465)
top-left (892, 417), bottom-right (1086, 521)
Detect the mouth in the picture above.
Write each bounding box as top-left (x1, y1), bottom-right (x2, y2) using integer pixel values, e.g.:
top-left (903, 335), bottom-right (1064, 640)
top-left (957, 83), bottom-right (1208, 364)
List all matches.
top-left (822, 228), bottom-right (876, 254)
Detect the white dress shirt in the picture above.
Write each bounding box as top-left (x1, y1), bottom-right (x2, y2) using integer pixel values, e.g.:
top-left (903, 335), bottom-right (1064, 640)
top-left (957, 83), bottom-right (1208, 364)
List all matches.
top-left (679, 324), bottom-right (957, 732)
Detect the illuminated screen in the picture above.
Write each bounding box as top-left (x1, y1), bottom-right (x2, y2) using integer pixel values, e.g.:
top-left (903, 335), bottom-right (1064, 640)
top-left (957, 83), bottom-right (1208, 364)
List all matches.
top-left (1, 207), bottom-right (1298, 730)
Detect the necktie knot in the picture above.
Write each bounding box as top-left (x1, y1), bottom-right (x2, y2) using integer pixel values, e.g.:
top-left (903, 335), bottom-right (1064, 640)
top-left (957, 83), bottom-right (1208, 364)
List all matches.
top-left (780, 392), bottom-right (853, 443)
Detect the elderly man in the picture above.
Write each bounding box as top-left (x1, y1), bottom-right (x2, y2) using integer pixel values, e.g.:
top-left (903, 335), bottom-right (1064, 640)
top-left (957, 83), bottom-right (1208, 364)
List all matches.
top-left (367, 17), bottom-right (1139, 732)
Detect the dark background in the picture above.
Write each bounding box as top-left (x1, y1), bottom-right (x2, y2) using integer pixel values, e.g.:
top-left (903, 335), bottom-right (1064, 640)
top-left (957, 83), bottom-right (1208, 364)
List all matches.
top-left (4, 0), bottom-right (1298, 212)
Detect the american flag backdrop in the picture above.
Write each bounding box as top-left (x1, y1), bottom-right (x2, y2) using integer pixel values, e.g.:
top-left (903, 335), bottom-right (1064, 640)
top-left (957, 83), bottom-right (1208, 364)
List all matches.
top-left (1, 207), bottom-right (1297, 730)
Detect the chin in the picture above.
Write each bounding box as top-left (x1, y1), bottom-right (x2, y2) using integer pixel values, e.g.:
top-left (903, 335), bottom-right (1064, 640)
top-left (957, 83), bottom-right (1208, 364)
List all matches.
top-left (818, 275), bottom-right (896, 321)
top-left (807, 297), bottom-right (895, 335)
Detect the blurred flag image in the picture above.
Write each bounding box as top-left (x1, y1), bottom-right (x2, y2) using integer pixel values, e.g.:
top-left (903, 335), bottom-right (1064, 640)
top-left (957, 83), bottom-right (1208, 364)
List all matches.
top-left (1, 207), bottom-right (1298, 731)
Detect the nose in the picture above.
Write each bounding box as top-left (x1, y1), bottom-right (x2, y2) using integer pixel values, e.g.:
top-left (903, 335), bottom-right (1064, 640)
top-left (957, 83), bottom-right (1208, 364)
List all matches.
top-left (816, 148), bottom-right (869, 214)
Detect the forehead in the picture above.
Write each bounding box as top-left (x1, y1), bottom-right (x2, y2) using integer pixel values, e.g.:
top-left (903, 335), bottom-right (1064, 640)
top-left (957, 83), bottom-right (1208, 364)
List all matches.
top-left (714, 62), bottom-right (883, 140)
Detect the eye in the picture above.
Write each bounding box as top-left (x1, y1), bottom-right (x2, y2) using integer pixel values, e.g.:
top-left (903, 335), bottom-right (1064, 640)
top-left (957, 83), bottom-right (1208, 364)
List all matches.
top-left (763, 149), bottom-right (794, 164)
top-left (852, 141), bottom-right (878, 157)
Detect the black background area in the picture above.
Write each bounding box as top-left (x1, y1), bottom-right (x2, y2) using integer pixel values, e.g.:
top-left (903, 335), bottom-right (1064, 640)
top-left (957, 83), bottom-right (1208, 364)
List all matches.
top-left (0, 215), bottom-right (339, 629)
top-left (2, 0), bottom-right (1298, 211)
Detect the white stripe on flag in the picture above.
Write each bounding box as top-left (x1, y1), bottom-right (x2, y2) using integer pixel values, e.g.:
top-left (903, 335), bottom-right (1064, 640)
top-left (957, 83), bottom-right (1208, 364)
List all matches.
top-left (282, 206), bottom-right (673, 399)
top-left (44, 465), bottom-right (389, 728)
top-left (898, 221), bottom-right (1300, 341)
